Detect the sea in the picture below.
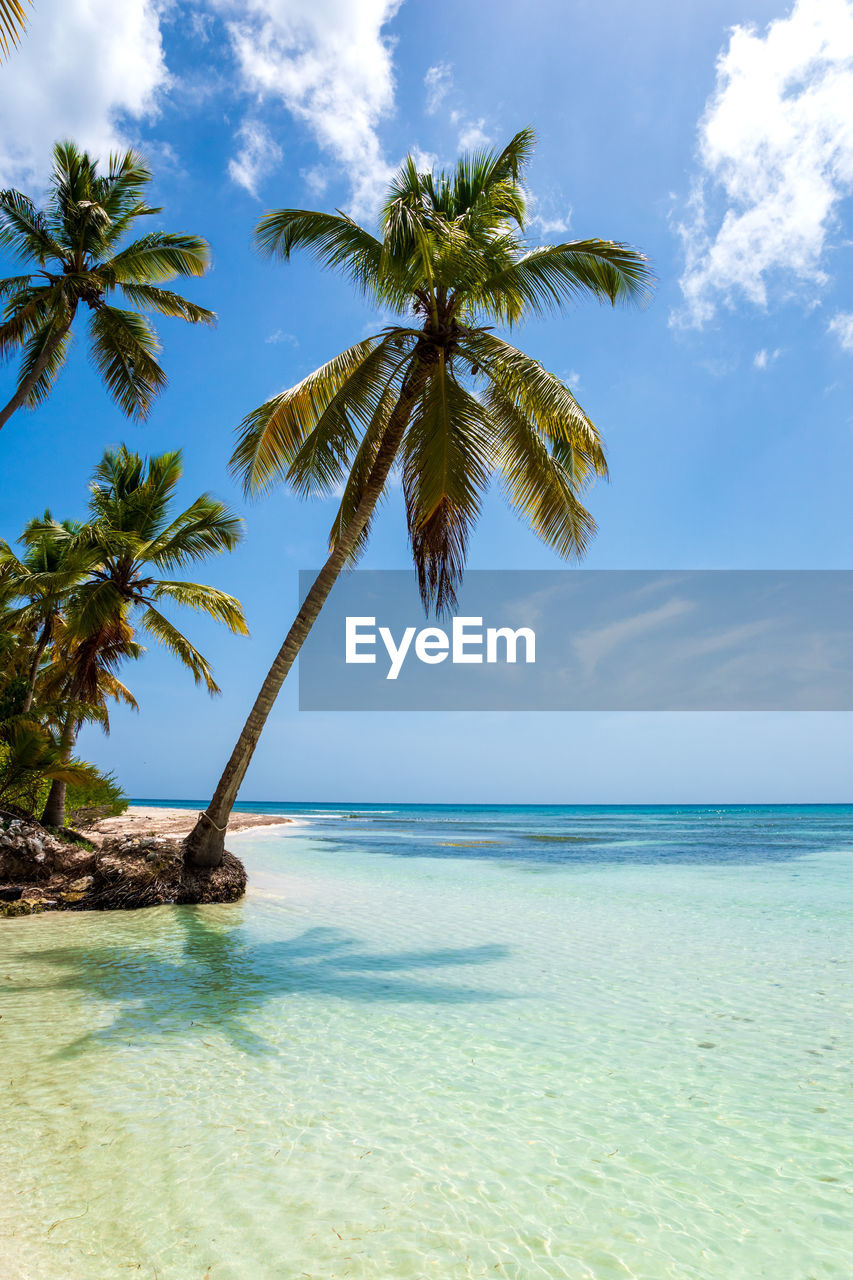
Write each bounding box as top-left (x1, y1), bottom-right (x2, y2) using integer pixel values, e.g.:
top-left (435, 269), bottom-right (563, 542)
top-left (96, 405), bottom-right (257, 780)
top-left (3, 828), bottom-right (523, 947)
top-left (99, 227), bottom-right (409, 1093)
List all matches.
top-left (1, 802), bottom-right (851, 1279)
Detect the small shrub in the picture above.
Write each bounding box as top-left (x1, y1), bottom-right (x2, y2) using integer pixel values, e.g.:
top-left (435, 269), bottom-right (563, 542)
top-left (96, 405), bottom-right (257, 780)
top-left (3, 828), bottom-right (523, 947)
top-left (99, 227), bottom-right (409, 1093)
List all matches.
top-left (65, 770), bottom-right (128, 828)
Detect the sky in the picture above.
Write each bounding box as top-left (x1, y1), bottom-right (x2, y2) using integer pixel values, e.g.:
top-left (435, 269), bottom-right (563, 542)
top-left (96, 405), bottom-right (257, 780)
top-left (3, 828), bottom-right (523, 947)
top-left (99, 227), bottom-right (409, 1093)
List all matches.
top-left (1, 0), bottom-right (853, 803)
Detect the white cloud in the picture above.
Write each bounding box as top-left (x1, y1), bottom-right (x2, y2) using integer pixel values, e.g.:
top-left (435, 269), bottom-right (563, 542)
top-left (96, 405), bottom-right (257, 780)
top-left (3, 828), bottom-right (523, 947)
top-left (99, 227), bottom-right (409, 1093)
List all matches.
top-left (424, 62), bottom-right (452, 114)
top-left (523, 184), bottom-right (571, 237)
top-left (218, 0), bottom-right (403, 217)
top-left (530, 214), bottom-right (570, 235)
top-left (753, 347), bottom-right (782, 369)
top-left (675, 0), bottom-right (853, 327)
top-left (452, 112), bottom-right (490, 151)
top-left (266, 329), bottom-right (298, 345)
top-left (0, 0), bottom-right (169, 190)
top-left (828, 310), bottom-right (853, 350)
top-left (301, 164), bottom-right (330, 196)
top-left (228, 119), bottom-right (283, 196)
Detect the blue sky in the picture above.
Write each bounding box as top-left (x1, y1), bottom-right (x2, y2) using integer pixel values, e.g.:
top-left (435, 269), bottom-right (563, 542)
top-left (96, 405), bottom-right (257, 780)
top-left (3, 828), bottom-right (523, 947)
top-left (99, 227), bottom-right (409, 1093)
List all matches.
top-left (2, 0), bottom-right (853, 802)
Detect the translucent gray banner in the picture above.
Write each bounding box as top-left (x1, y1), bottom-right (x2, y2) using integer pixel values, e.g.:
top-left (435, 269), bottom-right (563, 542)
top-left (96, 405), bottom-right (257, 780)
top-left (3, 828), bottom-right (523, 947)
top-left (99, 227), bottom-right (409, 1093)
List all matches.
top-left (297, 570), bottom-right (853, 711)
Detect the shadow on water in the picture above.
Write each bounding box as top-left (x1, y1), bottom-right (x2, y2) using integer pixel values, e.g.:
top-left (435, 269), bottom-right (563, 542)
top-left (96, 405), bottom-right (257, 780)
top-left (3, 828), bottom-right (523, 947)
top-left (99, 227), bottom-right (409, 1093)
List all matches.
top-left (14, 909), bottom-right (512, 1059)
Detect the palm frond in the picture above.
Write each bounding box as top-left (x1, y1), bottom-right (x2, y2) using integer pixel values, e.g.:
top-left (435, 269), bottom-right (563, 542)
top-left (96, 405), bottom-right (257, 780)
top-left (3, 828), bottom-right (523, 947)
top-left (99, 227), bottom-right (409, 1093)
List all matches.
top-left (402, 353), bottom-right (493, 612)
top-left (88, 305), bottom-right (165, 419)
top-left (0, 190), bottom-right (61, 261)
top-left (0, 283), bottom-right (66, 358)
top-left (460, 330), bottom-right (607, 477)
top-left (449, 127), bottom-right (535, 226)
top-left (140, 605), bottom-right (219, 694)
top-left (230, 334), bottom-right (387, 496)
top-left (475, 239), bottom-right (654, 322)
top-left (149, 581), bottom-right (249, 635)
top-left (254, 209), bottom-right (389, 299)
top-left (145, 495), bottom-right (244, 569)
top-left (15, 320), bottom-right (73, 407)
top-left (0, 0), bottom-right (31, 58)
top-left (485, 381), bottom-right (598, 559)
top-left (119, 283), bottom-right (216, 325)
top-left (104, 232), bottom-right (211, 283)
top-left (284, 332), bottom-right (416, 497)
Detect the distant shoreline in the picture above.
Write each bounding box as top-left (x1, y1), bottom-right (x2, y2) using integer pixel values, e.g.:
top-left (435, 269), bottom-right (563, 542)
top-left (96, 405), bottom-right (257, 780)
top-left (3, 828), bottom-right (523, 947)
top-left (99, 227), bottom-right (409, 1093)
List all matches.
top-left (88, 805), bottom-right (292, 845)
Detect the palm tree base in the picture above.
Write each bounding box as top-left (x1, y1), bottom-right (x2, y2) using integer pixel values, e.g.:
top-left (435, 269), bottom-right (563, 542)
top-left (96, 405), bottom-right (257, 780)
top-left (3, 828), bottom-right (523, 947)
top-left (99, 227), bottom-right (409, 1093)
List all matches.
top-left (0, 818), bottom-right (246, 914)
top-left (182, 818), bottom-right (227, 870)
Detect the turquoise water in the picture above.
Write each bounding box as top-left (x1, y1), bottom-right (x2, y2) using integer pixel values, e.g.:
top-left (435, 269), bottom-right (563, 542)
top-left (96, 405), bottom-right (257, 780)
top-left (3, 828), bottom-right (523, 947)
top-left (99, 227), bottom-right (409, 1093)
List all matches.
top-left (1, 804), bottom-right (852, 1278)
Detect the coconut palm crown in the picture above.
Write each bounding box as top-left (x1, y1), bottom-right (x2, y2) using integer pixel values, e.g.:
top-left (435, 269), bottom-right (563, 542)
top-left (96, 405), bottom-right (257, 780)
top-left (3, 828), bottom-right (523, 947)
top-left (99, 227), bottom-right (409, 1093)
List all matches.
top-left (235, 126), bottom-right (653, 611)
top-left (66, 446), bottom-right (249, 696)
top-left (0, 141), bottom-right (214, 432)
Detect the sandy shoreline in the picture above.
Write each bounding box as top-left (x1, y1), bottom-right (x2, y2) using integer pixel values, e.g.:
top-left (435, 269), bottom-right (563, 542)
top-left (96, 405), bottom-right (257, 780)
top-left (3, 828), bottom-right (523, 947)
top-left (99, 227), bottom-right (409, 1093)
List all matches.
top-left (87, 805), bottom-right (292, 844)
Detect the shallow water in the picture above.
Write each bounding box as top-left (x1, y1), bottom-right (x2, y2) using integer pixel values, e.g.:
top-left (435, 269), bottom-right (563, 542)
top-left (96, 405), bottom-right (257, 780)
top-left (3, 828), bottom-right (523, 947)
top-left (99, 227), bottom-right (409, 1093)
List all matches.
top-left (1, 805), bottom-right (852, 1279)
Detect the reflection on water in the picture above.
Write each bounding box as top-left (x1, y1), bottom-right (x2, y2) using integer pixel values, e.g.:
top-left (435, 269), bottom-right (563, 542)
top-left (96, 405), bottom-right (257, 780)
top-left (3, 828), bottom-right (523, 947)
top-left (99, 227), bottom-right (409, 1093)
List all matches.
top-left (1, 805), bottom-right (852, 1279)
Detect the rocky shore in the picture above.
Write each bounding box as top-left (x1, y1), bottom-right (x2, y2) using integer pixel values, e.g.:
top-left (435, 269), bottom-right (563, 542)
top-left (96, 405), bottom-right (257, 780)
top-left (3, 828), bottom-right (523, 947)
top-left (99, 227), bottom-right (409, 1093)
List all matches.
top-left (0, 806), bottom-right (288, 916)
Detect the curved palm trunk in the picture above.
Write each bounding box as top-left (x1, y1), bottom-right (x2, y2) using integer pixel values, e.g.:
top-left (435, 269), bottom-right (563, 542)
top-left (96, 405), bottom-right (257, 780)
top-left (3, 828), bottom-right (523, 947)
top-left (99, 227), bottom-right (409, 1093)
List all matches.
top-left (41, 711), bottom-right (75, 829)
top-left (183, 363), bottom-right (428, 870)
top-left (0, 320), bottom-right (71, 433)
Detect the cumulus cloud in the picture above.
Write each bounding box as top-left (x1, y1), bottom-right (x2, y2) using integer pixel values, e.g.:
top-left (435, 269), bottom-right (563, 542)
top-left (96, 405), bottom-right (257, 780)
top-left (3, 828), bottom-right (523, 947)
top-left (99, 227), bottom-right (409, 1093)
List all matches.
top-left (828, 311), bottom-right (853, 350)
top-left (228, 119), bottom-right (283, 196)
top-left (753, 347), bottom-right (782, 369)
top-left (0, 0), bottom-right (169, 190)
top-left (218, 0), bottom-right (403, 217)
top-left (424, 62), bottom-right (452, 114)
top-left (675, 0), bottom-right (853, 327)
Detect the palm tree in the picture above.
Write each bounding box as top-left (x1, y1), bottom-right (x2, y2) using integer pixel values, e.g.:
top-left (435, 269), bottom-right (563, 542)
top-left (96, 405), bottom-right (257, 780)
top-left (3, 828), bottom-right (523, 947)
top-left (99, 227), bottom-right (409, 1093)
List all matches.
top-left (0, 141), bottom-right (214, 433)
top-left (183, 128), bottom-right (653, 868)
top-left (0, 514), bottom-right (94, 713)
top-left (0, 0), bottom-right (30, 59)
top-left (38, 615), bottom-right (141, 828)
top-left (35, 446), bottom-right (249, 827)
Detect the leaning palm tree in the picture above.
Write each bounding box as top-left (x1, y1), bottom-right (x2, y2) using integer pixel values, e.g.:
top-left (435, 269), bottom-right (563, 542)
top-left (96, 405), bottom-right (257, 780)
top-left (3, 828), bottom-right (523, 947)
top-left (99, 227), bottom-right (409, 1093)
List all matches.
top-left (184, 128), bottom-right (653, 869)
top-left (0, 141), bottom-right (214, 432)
top-left (0, 0), bottom-right (30, 59)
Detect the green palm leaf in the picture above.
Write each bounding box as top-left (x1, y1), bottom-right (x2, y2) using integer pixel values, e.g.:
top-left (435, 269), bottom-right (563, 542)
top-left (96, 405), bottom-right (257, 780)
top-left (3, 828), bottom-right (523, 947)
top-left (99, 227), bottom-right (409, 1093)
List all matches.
top-left (105, 232), bottom-right (211, 284)
top-left (255, 209), bottom-right (388, 298)
top-left (149, 582), bottom-right (248, 635)
top-left (88, 305), bottom-right (166, 419)
top-left (476, 239), bottom-right (654, 322)
top-left (231, 335), bottom-right (389, 496)
top-left (401, 353), bottom-right (493, 611)
top-left (485, 381), bottom-right (598, 559)
top-left (140, 605), bottom-right (220, 694)
top-left (15, 320), bottom-right (73, 407)
top-left (119, 283), bottom-right (216, 325)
